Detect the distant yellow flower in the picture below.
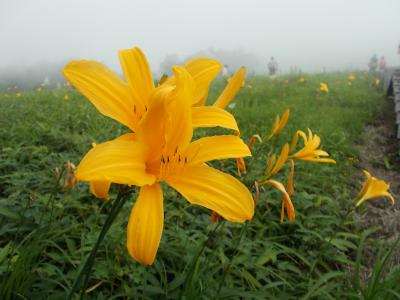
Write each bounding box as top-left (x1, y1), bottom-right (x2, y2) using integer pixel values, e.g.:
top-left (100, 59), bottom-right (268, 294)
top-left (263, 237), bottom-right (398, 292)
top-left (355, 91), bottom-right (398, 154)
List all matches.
top-left (374, 79), bottom-right (380, 86)
top-left (299, 77), bottom-right (305, 83)
top-left (266, 109), bottom-right (290, 140)
top-left (320, 82), bottom-right (329, 93)
top-left (16, 93), bottom-right (21, 97)
top-left (64, 50), bottom-right (254, 265)
top-left (348, 75), bottom-right (356, 81)
top-left (354, 170), bottom-right (395, 207)
top-left (290, 129), bottom-right (336, 163)
top-left (64, 95), bottom-right (69, 100)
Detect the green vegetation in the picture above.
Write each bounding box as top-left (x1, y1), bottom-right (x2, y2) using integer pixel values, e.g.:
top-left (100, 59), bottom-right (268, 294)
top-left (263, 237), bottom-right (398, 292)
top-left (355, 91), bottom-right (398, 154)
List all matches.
top-left (0, 73), bottom-right (398, 299)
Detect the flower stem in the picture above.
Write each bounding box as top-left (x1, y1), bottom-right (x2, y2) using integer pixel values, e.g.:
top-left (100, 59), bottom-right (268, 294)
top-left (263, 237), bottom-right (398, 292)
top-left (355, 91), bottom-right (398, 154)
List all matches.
top-left (67, 187), bottom-right (133, 300)
top-left (180, 221), bottom-right (224, 299)
top-left (215, 222), bottom-right (249, 298)
top-left (309, 205), bottom-right (354, 275)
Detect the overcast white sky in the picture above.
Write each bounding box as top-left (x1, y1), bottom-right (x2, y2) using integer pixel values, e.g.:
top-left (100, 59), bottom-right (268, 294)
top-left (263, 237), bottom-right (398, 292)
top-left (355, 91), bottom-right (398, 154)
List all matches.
top-left (1, 0), bottom-right (400, 73)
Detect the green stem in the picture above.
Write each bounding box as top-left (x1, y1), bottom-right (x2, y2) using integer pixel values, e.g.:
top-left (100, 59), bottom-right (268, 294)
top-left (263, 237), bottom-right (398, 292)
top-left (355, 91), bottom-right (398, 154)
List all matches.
top-left (66, 187), bottom-right (133, 300)
top-left (39, 166), bottom-right (65, 226)
top-left (180, 221), bottom-right (224, 299)
top-left (309, 205), bottom-right (354, 274)
top-left (215, 222), bottom-right (249, 298)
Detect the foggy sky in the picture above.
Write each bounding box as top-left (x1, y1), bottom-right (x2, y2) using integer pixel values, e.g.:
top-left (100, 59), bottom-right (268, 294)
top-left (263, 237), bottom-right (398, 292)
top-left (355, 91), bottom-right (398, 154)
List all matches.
top-left (1, 0), bottom-right (400, 74)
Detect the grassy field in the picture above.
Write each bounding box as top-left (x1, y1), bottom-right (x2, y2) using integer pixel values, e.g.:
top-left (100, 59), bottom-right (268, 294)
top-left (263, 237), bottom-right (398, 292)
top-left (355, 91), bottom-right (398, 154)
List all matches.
top-left (0, 72), bottom-right (399, 299)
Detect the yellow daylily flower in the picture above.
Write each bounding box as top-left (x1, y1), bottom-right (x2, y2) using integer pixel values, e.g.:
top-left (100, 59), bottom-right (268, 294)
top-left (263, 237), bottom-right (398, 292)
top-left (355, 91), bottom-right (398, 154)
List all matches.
top-left (348, 75), bottom-right (356, 81)
top-left (71, 66), bottom-right (254, 265)
top-left (16, 93), bottom-right (21, 97)
top-left (266, 109), bottom-right (290, 140)
top-left (64, 46), bottom-right (242, 199)
top-left (354, 170), bottom-right (395, 207)
top-left (320, 82), bottom-right (329, 93)
top-left (64, 95), bottom-right (69, 100)
top-left (290, 129), bottom-right (336, 163)
top-left (299, 77), bottom-right (305, 83)
top-left (374, 79), bottom-right (380, 86)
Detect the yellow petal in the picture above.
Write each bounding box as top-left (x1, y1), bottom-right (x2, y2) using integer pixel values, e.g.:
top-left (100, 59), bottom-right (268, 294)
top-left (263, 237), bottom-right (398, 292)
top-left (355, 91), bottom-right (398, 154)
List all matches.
top-left (184, 57), bottom-right (222, 105)
top-left (118, 47), bottom-right (154, 114)
top-left (299, 157), bottom-right (336, 163)
top-left (287, 159), bottom-right (295, 196)
top-left (89, 181), bottom-right (111, 200)
top-left (163, 57), bottom-right (221, 105)
top-left (356, 170), bottom-right (372, 199)
top-left (275, 109), bottom-right (290, 135)
top-left (166, 164), bottom-right (254, 222)
top-left (182, 135), bottom-right (251, 165)
top-left (136, 87), bottom-right (170, 161)
top-left (76, 139), bottom-right (155, 186)
top-left (289, 131), bottom-right (300, 152)
top-left (63, 61), bottom-right (139, 131)
top-left (114, 132), bottom-right (136, 141)
top-left (163, 66), bottom-right (195, 155)
top-left (127, 183), bottom-right (164, 265)
top-left (213, 67), bottom-right (246, 109)
top-left (191, 106), bottom-right (239, 132)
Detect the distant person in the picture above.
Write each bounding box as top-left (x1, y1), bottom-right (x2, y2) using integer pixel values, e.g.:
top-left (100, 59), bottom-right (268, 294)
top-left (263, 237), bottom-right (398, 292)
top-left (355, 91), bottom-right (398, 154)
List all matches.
top-left (368, 54), bottom-right (378, 73)
top-left (379, 56), bottom-right (386, 72)
top-left (268, 57), bottom-right (278, 76)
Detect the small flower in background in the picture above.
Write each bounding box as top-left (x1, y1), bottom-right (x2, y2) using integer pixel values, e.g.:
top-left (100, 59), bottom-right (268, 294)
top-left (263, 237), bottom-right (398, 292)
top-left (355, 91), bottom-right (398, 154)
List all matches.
top-left (348, 74), bottom-right (356, 81)
top-left (290, 129), bottom-right (335, 163)
top-left (319, 82), bottom-right (329, 93)
top-left (374, 79), bottom-right (380, 86)
top-left (353, 170), bottom-right (395, 207)
top-left (266, 109), bottom-right (290, 140)
top-left (16, 93), bottom-right (21, 97)
top-left (64, 95), bottom-right (69, 100)
top-left (36, 87), bottom-right (42, 92)
top-left (299, 77), bottom-right (305, 83)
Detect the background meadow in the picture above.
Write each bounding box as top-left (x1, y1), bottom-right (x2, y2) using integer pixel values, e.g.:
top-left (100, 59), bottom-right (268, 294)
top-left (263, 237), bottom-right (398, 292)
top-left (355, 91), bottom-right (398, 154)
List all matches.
top-left (1, 72), bottom-right (399, 299)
